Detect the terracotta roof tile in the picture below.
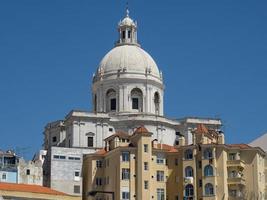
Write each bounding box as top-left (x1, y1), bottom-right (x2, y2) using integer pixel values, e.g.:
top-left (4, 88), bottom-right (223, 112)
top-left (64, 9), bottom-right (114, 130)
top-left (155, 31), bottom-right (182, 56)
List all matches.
top-left (0, 182), bottom-right (66, 196)
top-left (95, 148), bottom-right (107, 155)
top-left (134, 126), bottom-right (149, 134)
top-left (227, 144), bottom-right (252, 149)
top-left (195, 124), bottom-right (209, 134)
top-left (155, 144), bottom-right (178, 152)
top-left (104, 131), bottom-right (130, 141)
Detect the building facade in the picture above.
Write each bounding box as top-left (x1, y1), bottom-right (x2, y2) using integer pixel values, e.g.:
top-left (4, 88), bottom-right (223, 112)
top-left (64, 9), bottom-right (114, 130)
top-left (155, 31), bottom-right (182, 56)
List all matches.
top-left (83, 125), bottom-right (266, 200)
top-left (0, 151), bottom-right (18, 184)
top-left (250, 133), bottom-right (267, 198)
top-left (0, 150), bottom-right (43, 186)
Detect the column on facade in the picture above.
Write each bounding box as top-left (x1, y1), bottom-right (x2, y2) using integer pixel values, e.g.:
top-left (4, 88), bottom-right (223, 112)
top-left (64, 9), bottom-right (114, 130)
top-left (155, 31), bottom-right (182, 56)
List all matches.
top-left (119, 85), bottom-right (124, 112)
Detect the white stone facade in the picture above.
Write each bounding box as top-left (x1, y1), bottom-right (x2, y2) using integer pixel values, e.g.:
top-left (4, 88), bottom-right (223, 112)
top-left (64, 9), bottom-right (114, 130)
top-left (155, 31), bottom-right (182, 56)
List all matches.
top-left (17, 158), bottom-right (43, 185)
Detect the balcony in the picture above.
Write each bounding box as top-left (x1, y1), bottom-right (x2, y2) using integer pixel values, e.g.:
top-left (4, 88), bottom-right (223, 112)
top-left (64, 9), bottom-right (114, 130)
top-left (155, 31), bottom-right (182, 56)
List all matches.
top-left (227, 159), bottom-right (245, 169)
top-left (228, 177), bottom-right (245, 186)
top-left (229, 190), bottom-right (244, 200)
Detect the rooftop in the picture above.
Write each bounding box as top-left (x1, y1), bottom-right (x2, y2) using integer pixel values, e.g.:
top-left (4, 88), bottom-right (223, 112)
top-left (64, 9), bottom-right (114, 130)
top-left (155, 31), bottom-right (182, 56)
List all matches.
top-left (0, 182), bottom-right (65, 195)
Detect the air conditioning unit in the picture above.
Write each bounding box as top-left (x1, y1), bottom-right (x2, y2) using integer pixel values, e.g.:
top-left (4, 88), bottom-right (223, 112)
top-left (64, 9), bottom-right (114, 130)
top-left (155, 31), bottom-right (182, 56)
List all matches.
top-left (184, 177), bottom-right (194, 184)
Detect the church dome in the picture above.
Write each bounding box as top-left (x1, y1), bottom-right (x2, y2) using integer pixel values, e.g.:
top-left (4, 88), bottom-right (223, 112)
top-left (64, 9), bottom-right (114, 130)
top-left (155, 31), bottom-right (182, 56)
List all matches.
top-left (97, 45), bottom-right (160, 78)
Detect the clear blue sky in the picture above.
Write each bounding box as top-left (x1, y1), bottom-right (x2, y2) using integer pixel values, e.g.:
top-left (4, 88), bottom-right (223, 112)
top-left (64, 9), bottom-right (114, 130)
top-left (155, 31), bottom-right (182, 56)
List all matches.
top-left (0, 1), bottom-right (266, 159)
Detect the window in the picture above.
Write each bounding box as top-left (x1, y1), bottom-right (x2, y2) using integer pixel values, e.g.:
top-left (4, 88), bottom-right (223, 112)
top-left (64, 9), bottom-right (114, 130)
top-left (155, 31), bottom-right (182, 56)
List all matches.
top-left (204, 165), bottom-right (213, 176)
top-left (131, 88), bottom-right (143, 112)
top-left (156, 154), bottom-right (165, 164)
top-left (122, 168), bottom-right (130, 180)
top-left (185, 184), bottom-right (194, 197)
top-left (26, 169), bottom-right (30, 175)
top-left (110, 98), bottom-right (116, 111)
top-left (74, 185), bottom-right (80, 194)
top-left (128, 30), bottom-right (131, 38)
top-left (109, 128), bottom-right (113, 132)
top-left (203, 148), bottom-right (213, 159)
top-left (53, 155), bottom-right (66, 160)
top-left (184, 149), bottom-right (193, 160)
top-left (157, 188), bottom-right (165, 200)
top-left (154, 92), bottom-right (160, 114)
top-left (156, 171), bottom-right (164, 182)
top-left (229, 153), bottom-right (236, 160)
top-left (2, 173), bottom-right (6, 180)
top-left (122, 31), bottom-right (126, 39)
top-left (144, 180), bottom-right (149, 189)
top-left (144, 144), bottom-right (148, 153)
top-left (122, 191), bottom-right (130, 200)
top-left (69, 157), bottom-right (80, 161)
top-left (106, 89), bottom-right (116, 112)
top-left (175, 158), bottom-right (179, 166)
top-left (96, 177), bottom-right (102, 186)
top-left (185, 166), bottom-right (194, 177)
top-left (75, 171), bottom-right (80, 177)
top-left (199, 179), bottom-right (202, 187)
top-left (132, 98), bottom-right (139, 109)
top-left (205, 183), bottom-right (214, 196)
top-left (96, 160), bottom-right (102, 168)
top-left (52, 136), bottom-right (57, 143)
top-left (88, 136), bottom-right (93, 147)
top-left (144, 162), bottom-right (149, 171)
top-left (122, 152), bottom-right (130, 162)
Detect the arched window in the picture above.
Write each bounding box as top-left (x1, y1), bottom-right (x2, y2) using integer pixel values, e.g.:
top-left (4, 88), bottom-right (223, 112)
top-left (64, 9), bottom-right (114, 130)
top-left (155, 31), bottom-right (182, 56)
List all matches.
top-left (131, 88), bottom-right (143, 112)
top-left (204, 165), bottom-right (213, 176)
top-left (106, 89), bottom-right (116, 112)
top-left (185, 166), bottom-right (194, 177)
top-left (205, 183), bottom-right (214, 196)
top-left (154, 92), bottom-right (160, 115)
top-left (185, 184), bottom-right (194, 197)
top-left (203, 148), bottom-right (213, 159)
top-left (184, 149), bottom-right (193, 160)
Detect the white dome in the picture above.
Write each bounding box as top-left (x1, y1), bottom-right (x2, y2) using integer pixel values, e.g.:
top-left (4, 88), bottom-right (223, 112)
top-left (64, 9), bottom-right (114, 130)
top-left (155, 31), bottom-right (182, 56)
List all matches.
top-left (119, 16), bottom-right (136, 27)
top-left (97, 45), bottom-right (161, 78)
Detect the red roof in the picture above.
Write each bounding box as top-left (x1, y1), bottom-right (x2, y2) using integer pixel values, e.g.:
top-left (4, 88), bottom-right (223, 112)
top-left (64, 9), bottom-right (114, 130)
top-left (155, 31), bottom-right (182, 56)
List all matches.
top-left (195, 124), bottom-right (209, 134)
top-left (227, 144), bottom-right (252, 149)
top-left (104, 131), bottom-right (130, 141)
top-left (155, 144), bottom-right (178, 152)
top-left (134, 126), bottom-right (149, 134)
top-left (95, 148), bottom-right (107, 155)
top-left (0, 182), bottom-right (66, 195)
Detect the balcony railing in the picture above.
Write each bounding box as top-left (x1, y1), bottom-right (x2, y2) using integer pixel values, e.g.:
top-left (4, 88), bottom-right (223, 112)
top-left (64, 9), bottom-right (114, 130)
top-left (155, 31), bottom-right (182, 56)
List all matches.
top-left (227, 159), bottom-right (245, 169)
top-left (228, 177), bottom-right (245, 185)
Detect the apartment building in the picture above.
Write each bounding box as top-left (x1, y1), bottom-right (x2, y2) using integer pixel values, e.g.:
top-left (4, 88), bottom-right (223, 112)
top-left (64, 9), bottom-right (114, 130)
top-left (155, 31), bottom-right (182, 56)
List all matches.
top-left (83, 125), bottom-right (265, 200)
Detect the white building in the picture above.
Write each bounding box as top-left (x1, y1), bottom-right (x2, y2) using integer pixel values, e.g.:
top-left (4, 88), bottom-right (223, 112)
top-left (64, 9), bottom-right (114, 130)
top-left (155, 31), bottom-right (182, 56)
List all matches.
top-left (43, 9), bottom-right (222, 196)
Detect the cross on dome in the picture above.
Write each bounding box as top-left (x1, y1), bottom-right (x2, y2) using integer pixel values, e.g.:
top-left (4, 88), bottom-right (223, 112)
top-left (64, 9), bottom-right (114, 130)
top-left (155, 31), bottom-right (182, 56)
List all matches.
top-left (126, 8), bottom-right (130, 17)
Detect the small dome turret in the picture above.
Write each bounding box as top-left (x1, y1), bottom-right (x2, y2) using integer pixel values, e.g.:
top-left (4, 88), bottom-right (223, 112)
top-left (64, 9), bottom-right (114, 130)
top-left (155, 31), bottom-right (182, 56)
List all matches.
top-left (116, 8), bottom-right (139, 46)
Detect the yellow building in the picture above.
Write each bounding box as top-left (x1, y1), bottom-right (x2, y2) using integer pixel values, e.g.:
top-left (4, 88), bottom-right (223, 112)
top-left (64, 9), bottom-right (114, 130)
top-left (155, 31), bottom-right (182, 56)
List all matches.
top-left (83, 125), bottom-right (265, 200)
